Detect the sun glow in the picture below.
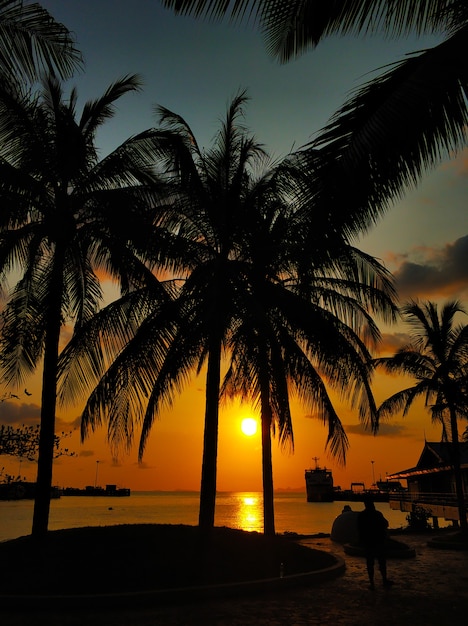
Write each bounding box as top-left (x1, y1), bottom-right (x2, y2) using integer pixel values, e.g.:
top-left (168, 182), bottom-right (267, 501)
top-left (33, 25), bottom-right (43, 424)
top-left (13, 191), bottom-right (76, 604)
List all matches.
top-left (241, 417), bottom-right (258, 436)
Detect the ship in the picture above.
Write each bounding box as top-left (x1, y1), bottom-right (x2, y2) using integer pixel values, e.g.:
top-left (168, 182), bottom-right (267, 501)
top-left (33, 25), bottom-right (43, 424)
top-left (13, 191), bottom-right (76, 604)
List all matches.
top-left (305, 458), bottom-right (334, 502)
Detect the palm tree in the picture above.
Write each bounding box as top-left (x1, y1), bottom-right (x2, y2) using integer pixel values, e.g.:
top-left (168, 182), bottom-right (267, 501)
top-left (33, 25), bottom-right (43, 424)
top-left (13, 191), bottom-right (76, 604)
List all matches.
top-left (59, 92), bottom-right (397, 536)
top-left (0, 0), bottom-right (82, 82)
top-left (164, 1), bottom-right (468, 228)
top-left (60, 91), bottom-right (279, 534)
top-left (375, 300), bottom-right (468, 534)
top-left (221, 218), bottom-right (397, 535)
top-left (0, 73), bottom-right (161, 537)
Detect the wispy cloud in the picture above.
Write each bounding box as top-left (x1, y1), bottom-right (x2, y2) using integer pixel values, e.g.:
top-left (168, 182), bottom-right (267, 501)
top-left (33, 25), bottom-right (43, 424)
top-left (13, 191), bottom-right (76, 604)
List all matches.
top-left (0, 401), bottom-right (79, 433)
top-left (345, 422), bottom-right (408, 437)
top-left (390, 235), bottom-right (468, 300)
top-left (0, 402), bottom-right (40, 426)
top-left (441, 147), bottom-right (468, 177)
top-left (78, 449), bottom-right (95, 458)
top-left (377, 332), bottom-right (410, 354)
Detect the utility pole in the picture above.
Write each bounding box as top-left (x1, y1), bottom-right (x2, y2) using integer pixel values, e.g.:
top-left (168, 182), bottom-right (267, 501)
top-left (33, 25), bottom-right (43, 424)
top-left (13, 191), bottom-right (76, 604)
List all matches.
top-left (94, 460), bottom-right (100, 488)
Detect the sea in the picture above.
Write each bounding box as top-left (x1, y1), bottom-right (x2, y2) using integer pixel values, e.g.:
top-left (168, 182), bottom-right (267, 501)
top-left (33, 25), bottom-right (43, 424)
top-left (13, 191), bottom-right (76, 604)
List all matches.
top-left (0, 491), bottom-right (413, 542)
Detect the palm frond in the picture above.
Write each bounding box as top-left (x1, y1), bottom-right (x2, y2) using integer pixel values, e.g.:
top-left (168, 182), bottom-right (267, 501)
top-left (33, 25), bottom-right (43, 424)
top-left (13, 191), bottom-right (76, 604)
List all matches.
top-left (0, 0), bottom-right (82, 81)
top-left (164, 1), bottom-right (457, 62)
top-left (80, 74), bottom-right (143, 140)
top-left (310, 31), bottom-right (468, 230)
top-left (162, 0), bottom-right (260, 23)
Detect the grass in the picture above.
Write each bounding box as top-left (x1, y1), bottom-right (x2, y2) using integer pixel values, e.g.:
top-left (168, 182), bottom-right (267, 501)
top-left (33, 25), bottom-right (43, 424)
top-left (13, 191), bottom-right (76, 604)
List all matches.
top-left (0, 524), bottom-right (336, 596)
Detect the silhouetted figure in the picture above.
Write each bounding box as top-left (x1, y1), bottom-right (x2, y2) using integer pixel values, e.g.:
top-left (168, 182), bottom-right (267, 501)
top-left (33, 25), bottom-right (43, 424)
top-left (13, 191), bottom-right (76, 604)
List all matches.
top-left (357, 497), bottom-right (393, 590)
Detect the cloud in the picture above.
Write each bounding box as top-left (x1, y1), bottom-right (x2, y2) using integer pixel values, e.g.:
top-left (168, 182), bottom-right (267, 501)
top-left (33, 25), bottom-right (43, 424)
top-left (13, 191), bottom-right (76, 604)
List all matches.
top-left (65, 415), bottom-right (82, 430)
top-left (377, 332), bottom-right (411, 355)
top-left (345, 422), bottom-right (408, 437)
top-left (0, 402), bottom-right (40, 426)
top-left (391, 235), bottom-right (468, 299)
top-left (78, 449), bottom-right (95, 458)
top-left (441, 147), bottom-right (468, 177)
top-left (0, 401), bottom-right (80, 436)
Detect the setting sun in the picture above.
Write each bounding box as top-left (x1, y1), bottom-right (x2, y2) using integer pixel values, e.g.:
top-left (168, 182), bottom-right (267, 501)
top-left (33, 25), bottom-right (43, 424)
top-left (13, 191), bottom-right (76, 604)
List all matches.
top-left (241, 418), bottom-right (258, 436)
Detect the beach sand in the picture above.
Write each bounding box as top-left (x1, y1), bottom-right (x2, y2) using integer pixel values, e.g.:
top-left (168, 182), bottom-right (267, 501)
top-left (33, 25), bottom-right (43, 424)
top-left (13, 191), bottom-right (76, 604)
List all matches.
top-left (2, 531), bottom-right (467, 625)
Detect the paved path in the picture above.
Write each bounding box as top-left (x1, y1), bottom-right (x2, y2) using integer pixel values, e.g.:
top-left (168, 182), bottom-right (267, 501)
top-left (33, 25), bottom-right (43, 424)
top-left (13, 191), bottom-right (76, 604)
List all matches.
top-left (2, 532), bottom-right (468, 625)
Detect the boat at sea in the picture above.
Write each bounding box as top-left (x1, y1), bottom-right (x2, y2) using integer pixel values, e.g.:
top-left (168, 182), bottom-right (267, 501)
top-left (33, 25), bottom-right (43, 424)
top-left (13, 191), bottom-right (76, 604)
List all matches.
top-left (305, 459), bottom-right (334, 502)
top-left (305, 460), bottom-right (404, 503)
top-left (60, 484), bottom-right (130, 497)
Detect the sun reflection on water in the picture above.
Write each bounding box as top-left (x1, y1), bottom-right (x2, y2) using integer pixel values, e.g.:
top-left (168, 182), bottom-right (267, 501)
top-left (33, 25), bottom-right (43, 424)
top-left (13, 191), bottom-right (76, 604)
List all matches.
top-left (236, 493), bottom-right (262, 532)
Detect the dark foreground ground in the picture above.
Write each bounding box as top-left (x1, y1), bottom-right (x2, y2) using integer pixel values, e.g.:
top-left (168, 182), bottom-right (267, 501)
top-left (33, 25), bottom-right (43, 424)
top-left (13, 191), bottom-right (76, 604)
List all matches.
top-left (1, 526), bottom-right (467, 625)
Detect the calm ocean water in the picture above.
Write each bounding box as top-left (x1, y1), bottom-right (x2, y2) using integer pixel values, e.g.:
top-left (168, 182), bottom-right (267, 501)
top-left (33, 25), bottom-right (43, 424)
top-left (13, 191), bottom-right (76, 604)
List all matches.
top-left (0, 491), bottom-right (411, 542)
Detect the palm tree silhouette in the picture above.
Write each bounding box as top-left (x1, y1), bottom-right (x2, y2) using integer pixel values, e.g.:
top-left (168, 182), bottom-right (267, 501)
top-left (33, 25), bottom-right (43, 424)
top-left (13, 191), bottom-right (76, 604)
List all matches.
top-left (375, 300), bottom-right (468, 534)
top-left (221, 213), bottom-right (397, 534)
top-left (0, 0), bottom-right (82, 82)
top-left (0, 73), bottom-right (161, 537)
top-left (165, 1), bottom-right (468, 226)
top-left (63, 91), bottom-right (278, 533)
top-left (61, 91), bottom-right (397, 535)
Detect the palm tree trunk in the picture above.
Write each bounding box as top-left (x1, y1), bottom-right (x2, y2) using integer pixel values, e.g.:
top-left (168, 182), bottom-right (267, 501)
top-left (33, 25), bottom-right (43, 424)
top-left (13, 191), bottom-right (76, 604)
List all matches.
top-left (260, 383), bottom-right (275, 537)
top-left (448, 406), bottom-right (468, 534)
top-left (32, 259), bottom-right (64, 539)
top-left (198, 336), bottom-right (222, 532)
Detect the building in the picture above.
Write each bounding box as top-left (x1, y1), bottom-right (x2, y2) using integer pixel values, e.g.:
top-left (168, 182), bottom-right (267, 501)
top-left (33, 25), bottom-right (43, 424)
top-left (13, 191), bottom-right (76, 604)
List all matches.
top-left (387, 441), bottom-right (468, 526)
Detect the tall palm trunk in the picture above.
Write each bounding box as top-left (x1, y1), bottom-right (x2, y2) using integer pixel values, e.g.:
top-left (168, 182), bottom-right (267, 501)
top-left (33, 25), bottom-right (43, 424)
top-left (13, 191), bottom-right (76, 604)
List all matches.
top-left (32, 254), bottom-right (64, 538)
top-left (448, 404), bottom-right (468, 534)
top-left (260, 381), bottom-right (275, 537)
top-left (198, 335), bottom-right (222, 532)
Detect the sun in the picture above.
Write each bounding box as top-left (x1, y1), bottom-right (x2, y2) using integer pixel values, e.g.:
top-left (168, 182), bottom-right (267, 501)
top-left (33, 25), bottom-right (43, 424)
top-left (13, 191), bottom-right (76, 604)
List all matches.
top-left (241, 417), bottom-right (258, 436)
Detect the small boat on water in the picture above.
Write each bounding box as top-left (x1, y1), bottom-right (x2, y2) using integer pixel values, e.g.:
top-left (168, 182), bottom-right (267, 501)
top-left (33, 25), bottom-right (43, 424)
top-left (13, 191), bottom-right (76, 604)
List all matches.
top-left (305, 458), bottom-right (334, 502)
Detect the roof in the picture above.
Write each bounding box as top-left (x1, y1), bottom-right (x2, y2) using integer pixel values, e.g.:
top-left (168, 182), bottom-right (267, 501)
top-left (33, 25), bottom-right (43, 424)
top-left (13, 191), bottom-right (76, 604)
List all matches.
top-left (388, 441), bottom-right (468, 480)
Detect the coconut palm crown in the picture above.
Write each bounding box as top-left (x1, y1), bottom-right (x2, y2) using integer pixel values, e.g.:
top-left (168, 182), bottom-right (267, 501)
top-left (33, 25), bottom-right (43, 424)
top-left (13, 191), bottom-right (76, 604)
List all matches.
top-left (59, 91), bottom-right (397, 536)
top-left (0, 0), bottom-right (82, 82)
top-left (0, 73), bottom-right (161, 536)
top-left (375, 300), bottom-right (468, 533)
top-left (164, 1), bottom-right (468, 240)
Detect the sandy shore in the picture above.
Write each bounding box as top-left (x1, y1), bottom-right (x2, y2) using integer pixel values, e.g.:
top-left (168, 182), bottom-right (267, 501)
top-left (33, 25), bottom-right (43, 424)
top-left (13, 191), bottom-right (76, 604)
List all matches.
top-left (2, 531), bottom-right (467, 625)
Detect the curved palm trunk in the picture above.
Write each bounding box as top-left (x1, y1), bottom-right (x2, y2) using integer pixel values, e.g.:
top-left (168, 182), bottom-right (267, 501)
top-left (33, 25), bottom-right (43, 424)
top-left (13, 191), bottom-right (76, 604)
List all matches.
top-left (32, 256), bottom-right (64, 538)
top-left (448, 405), bottom-right (468, 534)
top-left (198, 336), bottom-right (222, 532)
top-left (260, 382), bottom-right (275, 537)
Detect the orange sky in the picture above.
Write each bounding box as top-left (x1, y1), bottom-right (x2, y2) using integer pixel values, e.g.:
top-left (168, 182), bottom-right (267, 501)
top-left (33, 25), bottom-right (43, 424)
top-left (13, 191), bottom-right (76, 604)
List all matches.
top-left (0, 359), bottom-right (446, 494)
top-left (1, 159), bottom-right (467, 494)
top-left (2, 165), bottom-right (467, 493)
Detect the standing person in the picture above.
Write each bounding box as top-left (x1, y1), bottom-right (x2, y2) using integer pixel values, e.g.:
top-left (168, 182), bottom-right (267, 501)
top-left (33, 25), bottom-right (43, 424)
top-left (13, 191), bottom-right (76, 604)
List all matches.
top-left (357, 497), bottom-right (393, 590)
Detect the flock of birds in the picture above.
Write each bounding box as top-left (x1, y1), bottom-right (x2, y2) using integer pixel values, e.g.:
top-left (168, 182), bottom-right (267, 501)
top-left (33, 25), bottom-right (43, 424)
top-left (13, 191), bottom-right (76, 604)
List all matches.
top-left (1, 389), bottom-right (32, 401)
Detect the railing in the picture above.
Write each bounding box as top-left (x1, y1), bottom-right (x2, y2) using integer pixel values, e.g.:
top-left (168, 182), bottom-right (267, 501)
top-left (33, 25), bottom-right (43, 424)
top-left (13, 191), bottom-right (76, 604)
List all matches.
top-left (389, 491), bottom-right (468, 507)
top-left (388, 492), bottom-right (468, 522)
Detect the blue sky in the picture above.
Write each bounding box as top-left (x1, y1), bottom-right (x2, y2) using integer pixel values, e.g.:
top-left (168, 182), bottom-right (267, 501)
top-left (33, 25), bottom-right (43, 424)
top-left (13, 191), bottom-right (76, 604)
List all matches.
top-left (38, 0), bottom-right (467, 309)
